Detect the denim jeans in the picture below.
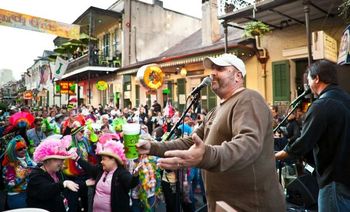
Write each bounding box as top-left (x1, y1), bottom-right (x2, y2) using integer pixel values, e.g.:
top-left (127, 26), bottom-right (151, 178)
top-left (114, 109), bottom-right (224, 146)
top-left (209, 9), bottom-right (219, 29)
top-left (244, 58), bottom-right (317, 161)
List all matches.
top-left (7, 192), bottom-right (27, 209)
top-left (131, 196), bottom-right (156, 212)
top-left (318, 181), bottom-right (350, 212)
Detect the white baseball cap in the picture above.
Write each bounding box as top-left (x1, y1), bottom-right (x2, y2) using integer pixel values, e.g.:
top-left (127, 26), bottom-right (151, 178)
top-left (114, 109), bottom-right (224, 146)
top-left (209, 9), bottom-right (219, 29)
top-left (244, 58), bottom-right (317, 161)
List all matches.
top-left (203, 53), bottom-right (246, 77)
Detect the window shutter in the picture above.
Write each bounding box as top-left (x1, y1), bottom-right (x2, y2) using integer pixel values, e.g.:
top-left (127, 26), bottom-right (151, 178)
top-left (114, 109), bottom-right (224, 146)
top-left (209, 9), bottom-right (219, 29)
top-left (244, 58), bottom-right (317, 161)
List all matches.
top-left (272, 61), bottom-right (290, 102)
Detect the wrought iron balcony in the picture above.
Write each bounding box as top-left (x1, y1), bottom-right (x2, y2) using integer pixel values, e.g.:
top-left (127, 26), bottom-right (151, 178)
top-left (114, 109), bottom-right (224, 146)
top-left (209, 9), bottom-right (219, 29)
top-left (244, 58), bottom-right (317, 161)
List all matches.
top-left (65, 53), bottom-right (121, 75)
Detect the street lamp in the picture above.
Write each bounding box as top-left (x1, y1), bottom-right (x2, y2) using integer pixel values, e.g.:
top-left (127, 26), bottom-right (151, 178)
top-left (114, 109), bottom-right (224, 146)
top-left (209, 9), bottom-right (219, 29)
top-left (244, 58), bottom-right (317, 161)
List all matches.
top-left (180, 67), bottom-right (187, 77)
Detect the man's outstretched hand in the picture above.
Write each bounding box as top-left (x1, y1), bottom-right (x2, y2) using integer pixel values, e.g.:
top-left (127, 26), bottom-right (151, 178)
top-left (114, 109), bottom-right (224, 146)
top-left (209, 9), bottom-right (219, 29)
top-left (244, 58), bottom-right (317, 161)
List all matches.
top-left (157, 133), bottom-right (205, 170)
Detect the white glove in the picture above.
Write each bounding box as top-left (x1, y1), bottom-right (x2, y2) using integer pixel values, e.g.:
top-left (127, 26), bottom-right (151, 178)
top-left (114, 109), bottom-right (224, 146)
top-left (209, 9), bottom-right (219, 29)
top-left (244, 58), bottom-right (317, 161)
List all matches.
top-left (68, 147), bottom-right (79, 161)
top-left (85, 178), bottom-right (96, 186)
top-left (63, 180), bottom-right (79, 192)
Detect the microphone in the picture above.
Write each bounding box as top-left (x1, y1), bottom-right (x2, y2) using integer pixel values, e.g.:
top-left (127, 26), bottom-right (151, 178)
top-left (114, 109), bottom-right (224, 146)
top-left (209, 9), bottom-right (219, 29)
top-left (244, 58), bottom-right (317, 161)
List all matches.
top-left (189, 77), bottom-right (212, 96)
top-left (290, 87), bottom-right (311, 106)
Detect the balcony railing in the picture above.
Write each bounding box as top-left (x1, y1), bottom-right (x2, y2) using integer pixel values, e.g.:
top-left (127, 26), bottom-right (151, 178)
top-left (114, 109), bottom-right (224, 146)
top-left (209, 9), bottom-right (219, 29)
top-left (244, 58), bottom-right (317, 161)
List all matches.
top-left (96, 55), bottom-right (121, 68)
top-left (65, 53), bottom-right (122, 74)
top-left (218, 0), bottom-right (266, 16)
top-left (66, 54), bottom-right (89, 72)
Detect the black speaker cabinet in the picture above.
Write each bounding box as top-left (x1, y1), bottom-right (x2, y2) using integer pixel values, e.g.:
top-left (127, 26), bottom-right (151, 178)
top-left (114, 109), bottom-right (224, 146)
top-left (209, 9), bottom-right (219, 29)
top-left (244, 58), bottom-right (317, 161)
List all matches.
top-left (286, 174), bottom-right (319, 209)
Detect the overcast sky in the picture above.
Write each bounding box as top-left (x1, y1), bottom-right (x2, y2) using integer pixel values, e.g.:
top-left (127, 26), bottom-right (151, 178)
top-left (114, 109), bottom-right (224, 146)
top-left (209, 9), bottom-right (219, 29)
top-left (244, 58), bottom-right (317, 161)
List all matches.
top-left (0, 0), bottom-right (202, 81)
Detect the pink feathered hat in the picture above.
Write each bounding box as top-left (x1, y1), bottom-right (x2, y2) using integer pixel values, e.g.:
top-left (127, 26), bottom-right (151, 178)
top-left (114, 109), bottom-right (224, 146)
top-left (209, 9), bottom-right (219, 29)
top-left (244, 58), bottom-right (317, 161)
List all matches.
top-left (96, 133), bottom-right (126, 165)
top-left (33, 136), bottom-right (72, 162)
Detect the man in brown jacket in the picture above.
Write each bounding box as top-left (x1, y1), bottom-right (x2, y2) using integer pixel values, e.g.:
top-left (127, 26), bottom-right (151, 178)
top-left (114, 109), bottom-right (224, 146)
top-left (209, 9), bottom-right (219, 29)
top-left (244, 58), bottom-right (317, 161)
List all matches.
top-left (138, 53), bottom-right (285, 212)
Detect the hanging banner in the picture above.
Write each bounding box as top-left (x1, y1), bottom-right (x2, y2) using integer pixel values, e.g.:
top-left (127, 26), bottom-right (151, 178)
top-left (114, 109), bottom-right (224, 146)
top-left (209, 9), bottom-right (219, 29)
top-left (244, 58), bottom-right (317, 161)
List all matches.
top-left (0, 8), bottom-right (80, 39)
top-left (39, 63), bottom-right (51, 90)
top-left (53, 57), bottom-right (69, 79)
top-left (338, 25), bottom-right (350, 65)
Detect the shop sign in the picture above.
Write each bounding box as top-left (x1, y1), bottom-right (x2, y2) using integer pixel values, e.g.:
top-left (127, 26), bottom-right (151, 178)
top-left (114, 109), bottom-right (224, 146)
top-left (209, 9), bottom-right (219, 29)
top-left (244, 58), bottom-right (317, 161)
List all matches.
top-left (23, 91), bottom-right (32, 99)
top-left (312, 31), bottom-right (338, 63)
top-left (57, 81), bottom-right (76, 95)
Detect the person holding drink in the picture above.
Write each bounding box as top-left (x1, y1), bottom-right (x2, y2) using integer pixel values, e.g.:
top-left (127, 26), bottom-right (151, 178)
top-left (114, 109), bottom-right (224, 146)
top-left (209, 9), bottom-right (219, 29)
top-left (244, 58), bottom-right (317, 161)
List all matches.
top-left (73, 133), bottom-right (140, 212)
top-left (123, 123), bottom-right (141, 159)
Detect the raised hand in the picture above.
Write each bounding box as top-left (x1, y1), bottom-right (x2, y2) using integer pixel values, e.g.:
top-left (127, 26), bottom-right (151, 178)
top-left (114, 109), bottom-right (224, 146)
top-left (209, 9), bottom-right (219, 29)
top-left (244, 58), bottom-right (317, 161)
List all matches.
top-left (157, 133), bottom-right (205, 170)
top-left (63, 180), bottom-right (79, 192)
top-left (136, 134), bottom-right (153, 155)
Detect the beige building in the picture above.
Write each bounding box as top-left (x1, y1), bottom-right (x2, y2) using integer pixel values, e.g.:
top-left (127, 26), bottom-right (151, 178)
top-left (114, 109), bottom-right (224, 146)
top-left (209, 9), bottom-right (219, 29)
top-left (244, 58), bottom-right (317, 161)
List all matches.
top-left (54, 0), bottom-right (201, 108)
top-left (219, 0), bottom-right (348, 110)
top-left (117, 0), bottom-right (256, 111)
top-left (42, 0), bottom-right (348, 111)
top-left (118, 0), bottom-right (350, 113)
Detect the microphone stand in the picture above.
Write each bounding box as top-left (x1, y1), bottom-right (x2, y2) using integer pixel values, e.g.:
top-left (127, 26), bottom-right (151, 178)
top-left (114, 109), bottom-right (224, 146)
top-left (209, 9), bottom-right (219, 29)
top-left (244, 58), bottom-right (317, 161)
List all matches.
top-left (165, 92), bottom-right (200, 141)
top-left (274, 100), bottom-right (302, 184)
top-left (273, 100), bottom-right (302, 133)
top-left (165, 92), bottom-right (201, 212)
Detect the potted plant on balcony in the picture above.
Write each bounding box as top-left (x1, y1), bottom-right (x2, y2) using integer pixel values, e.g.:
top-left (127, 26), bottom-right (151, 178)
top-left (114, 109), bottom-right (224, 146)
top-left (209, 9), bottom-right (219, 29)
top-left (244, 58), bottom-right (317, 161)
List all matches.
top-left (243, 21), bottom-right (270, 69)
top-left (243, 21), bottom-right (270, 38)
top-left (339, 0), bottom-right (350, 23)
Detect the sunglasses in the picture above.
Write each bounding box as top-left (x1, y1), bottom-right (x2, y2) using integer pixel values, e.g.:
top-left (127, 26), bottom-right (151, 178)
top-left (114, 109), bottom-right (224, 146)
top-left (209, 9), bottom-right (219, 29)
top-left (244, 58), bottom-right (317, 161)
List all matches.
top-left (17, 147), bottom-right (27, 151)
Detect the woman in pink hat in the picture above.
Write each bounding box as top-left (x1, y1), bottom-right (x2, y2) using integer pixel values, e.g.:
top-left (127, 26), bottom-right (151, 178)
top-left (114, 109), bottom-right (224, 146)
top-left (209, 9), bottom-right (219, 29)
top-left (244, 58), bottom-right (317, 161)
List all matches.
top-left (73, 133), bottom-right (140, 212)
top-left (26, 137), bottom-right (92, 212)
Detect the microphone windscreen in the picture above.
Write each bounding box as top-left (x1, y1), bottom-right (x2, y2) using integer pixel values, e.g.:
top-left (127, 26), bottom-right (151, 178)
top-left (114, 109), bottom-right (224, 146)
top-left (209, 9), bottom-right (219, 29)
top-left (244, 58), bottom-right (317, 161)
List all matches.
top-left (202, 76), bottom-right (212, 86)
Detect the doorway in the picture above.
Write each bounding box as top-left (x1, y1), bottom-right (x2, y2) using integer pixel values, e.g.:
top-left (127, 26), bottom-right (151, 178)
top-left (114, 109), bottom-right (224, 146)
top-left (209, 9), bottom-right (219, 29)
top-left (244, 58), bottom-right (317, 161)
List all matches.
top-left (295, 59), bottom-right (309, 96)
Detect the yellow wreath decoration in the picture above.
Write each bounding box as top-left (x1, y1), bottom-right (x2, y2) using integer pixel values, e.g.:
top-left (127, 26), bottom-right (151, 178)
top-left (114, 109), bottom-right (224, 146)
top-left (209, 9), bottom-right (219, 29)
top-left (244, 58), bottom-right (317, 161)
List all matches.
top-left (137, 64), bottom-right (164, 90)
top-left (96, 81), bottom-right (108, 91)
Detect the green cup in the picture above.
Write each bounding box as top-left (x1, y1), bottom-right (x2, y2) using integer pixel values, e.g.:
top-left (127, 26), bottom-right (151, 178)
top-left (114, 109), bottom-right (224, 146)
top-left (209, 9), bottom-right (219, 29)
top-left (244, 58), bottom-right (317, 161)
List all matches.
top-left (122, 123), bottom-right (140, 159)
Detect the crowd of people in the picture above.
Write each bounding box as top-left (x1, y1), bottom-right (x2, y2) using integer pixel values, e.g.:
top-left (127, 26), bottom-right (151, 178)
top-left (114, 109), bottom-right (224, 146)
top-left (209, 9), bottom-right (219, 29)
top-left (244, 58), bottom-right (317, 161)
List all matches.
top-left (0, 55), bottom-right (349, 212)
top-left (0, 97), bottom-right (206, 212)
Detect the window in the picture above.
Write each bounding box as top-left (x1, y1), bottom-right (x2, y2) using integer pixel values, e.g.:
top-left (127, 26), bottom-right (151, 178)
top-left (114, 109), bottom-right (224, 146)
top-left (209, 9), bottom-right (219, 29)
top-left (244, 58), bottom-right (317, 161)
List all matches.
top-left (109, 84), bottom-right (114, 104)
top-left (100, 90), bottom-right (107, 106)
top-left (103, 33), bottom-right (110, 58)
top-left (177, 78), bottom-right (186, 112)
top-left (135, 84), bottom-right (140, 107)
top-left (113, 29), bottom-right (119, 56)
